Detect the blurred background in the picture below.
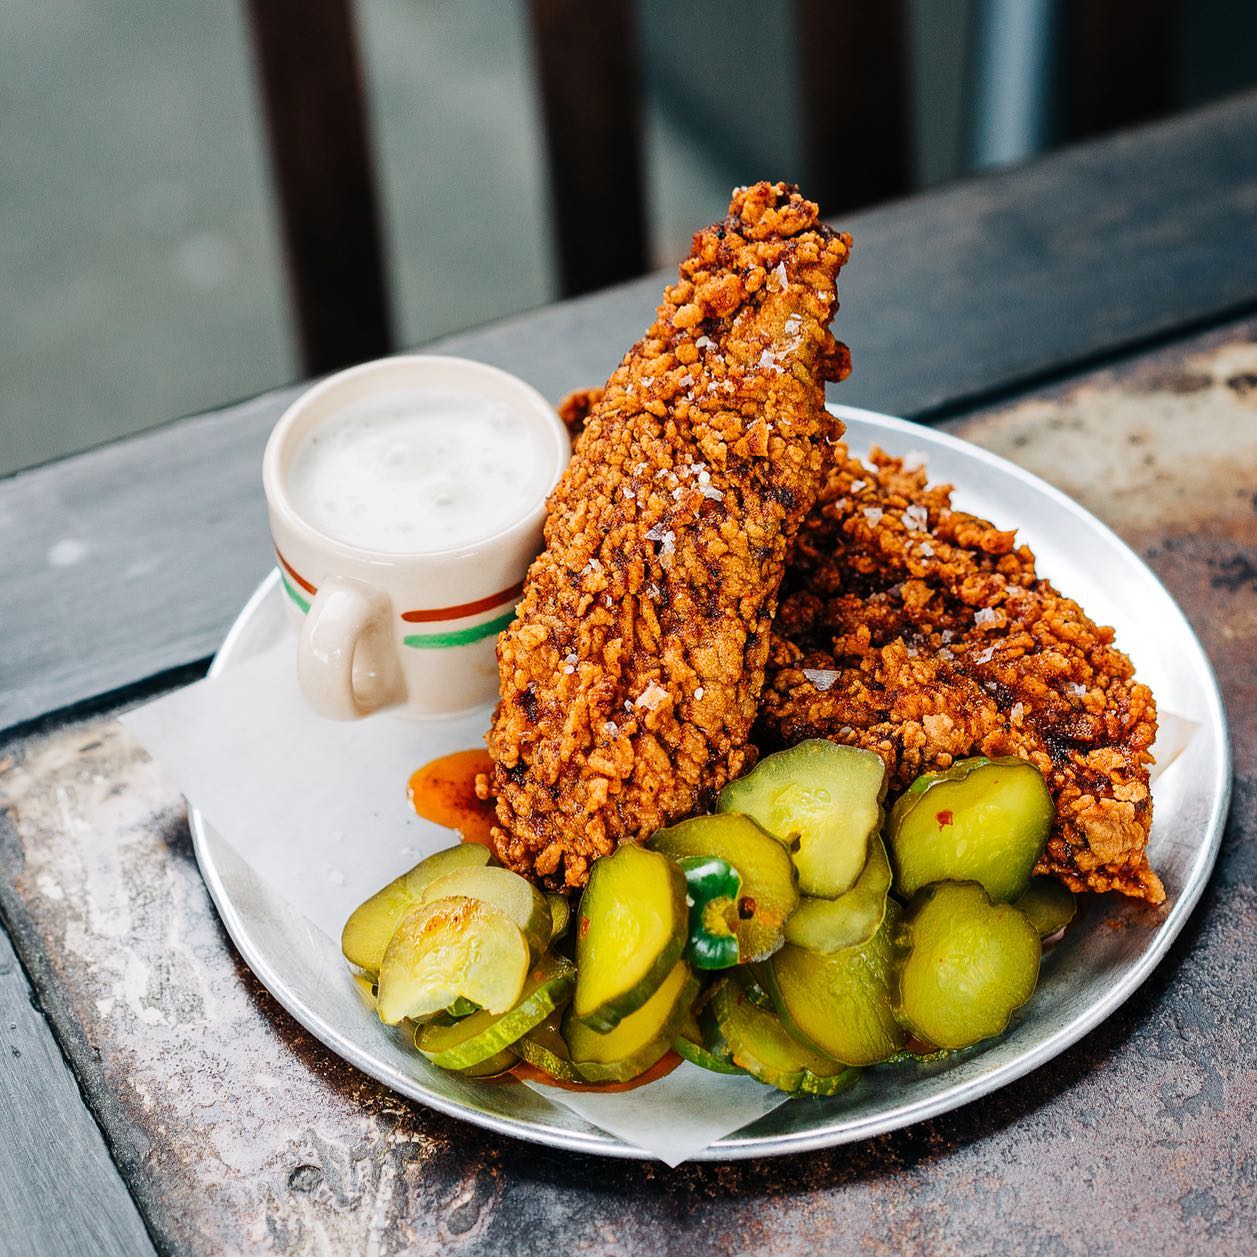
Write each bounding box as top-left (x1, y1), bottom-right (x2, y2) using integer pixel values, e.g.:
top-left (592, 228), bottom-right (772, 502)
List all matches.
top-left (2, 0), bottom-right (1254, 476)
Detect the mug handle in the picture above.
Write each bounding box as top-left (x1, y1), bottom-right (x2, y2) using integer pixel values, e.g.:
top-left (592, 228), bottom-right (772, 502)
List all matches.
top-left (297, 576), bottom-right (405, 719)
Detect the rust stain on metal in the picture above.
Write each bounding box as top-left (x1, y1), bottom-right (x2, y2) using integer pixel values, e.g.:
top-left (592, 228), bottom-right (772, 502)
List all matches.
top-left (0, 323), bottom-right (1254, 1254)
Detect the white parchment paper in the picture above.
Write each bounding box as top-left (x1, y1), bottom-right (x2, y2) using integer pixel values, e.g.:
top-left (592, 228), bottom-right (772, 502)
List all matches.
top-left (122, 640), bottom-right (788, 1164)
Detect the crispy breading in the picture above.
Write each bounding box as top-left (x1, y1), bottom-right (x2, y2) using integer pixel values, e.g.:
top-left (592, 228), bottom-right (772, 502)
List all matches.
top-left (487, 182), bottom-right (853, 888)
top-left (758, 445), bottom-right (1163, 903)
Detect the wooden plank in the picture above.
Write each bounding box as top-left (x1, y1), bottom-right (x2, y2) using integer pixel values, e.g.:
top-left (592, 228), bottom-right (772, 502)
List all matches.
top-left (1, 92), bottom-right (1256, 735)
top-left (1, 321), bottom-right (1253, 1252)
top-left (245, 0), bottom-right (393, 372)
top-left (527, 0), bottom-right (648, 295)
top-left (796, 0), bottom-right (912, 213)
top-left (0, 922), bottom-right (156, 1257)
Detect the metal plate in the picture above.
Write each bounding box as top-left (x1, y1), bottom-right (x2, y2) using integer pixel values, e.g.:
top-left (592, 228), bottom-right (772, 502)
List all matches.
top-left (190, 405), bottom-right (1230, 1161)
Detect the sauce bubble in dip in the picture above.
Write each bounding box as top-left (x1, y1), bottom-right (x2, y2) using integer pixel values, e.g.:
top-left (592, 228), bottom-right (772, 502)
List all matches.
top-left (288, 386), bottom-right (554, 554)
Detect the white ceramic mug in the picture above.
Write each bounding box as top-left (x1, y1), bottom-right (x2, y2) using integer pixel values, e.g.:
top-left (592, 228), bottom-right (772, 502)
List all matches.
top-left (262, 355), bottom-right (569, 719)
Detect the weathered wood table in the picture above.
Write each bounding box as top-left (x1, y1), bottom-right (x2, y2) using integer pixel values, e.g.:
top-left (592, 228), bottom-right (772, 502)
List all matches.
top-left (2, 95), bottom-right (1255, 1256)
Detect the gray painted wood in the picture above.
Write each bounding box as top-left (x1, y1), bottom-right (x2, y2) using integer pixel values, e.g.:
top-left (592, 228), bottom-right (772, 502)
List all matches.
top-left (2, 91), bottom-right (1256, 737)
top-left (0, 922), bottom-right (156, 1257)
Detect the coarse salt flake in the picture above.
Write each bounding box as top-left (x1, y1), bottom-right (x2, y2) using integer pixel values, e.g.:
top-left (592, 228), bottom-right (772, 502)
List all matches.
top-left (769, 260), bottom-right (788, 291)
top-left (1010, 702), bottom-right (1025, 721)
top-left (695, 335), bottom-right (715, 350)
top-left (904, 504), bottom-right (928, 532)
top-left (635, 682), bottom-right (669, 711)
top-left (699, 485), bottom-right (724, 501)
top-left (694, 687), bottom-right (705, 700)
top-left (1068, 682), bottom-right (1087, 697)
top-left (802, 668), bottom-right (840, 692)
top-left (603, 721), bottom-right (619, 736)
top-left (974, 607), bottom-right (998, 627)
top-left (974, 645), bottom-right (996, 664)
top-left (850, 479), bottom-right (867, 492)
top-left (862, 507), bottom-right (884, 525)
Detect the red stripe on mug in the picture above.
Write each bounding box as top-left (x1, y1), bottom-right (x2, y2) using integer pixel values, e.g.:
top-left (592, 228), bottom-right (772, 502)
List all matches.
top-left (401, 580), bottom-right (525, 624)
top-left (275, 548), bottom-right (317, 595)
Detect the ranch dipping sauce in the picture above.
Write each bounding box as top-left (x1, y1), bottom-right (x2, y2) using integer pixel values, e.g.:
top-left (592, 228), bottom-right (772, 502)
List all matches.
top-left (288, 385), bottom-right (554, 553)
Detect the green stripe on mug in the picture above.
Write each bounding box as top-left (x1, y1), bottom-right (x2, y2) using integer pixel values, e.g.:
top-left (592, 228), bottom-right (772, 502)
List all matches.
top-left (402, 609), bottom-right (515, 649)
top-left (281, 572), bottom-right (311, 614)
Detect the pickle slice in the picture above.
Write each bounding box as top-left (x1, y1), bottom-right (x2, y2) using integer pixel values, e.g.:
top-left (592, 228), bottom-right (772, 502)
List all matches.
top-left (1015, 877), bottom-right (1077, 938)
top-left (546, 892), bottom-right (572, 943)
top-left (717, 740), bottom-right (887, 899)
top-left (648, 814), bottom-right (799, 962)
top-left (573, 844), bottom-right (688, 1032)
top-left (376, 896), bottom-right (530, 1024)
top-left (351, 970), bottom-right (378, 1010)
top-left (784, 833), bottom-right (893, 953)
top-left (675, 1004), bottom-right (746, 1075)
top-left (710, 974), bottom-right (858, 1096)
top-left (421, 865), bottom-right (552, 959)
top-left (445, 997), bottom-right (479, 1018)
top-left (512, 1010), bottom-right (585, 1084)
top-left (887, 756), bottom-right (1054, 902)
top-left (564, 962), bottom-right (698, 1084)
top-left (459, 1047), bottom-right (518, 1079)
top-left (894, 881), bottom-right (1041, 1049)
top-left (673, 1034), bottom-right (746, 1075)
top-left (763, 902), bottom-right (906, 1066)
top-left (342, 843), bottom-right (492, 977)
top-left (415, 952), bottom-right (576, 1068)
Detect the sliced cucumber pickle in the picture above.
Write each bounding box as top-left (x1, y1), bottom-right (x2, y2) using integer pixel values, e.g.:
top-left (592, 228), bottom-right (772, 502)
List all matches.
top-left (675, 1007), bottom-right (746, 1076)
top-left (1015, 877), bottom-right (1076, 938)
top-left (784, 833), bottom-right (893, 954)
top-left (564, 962), bottom-right (698, 1084)
top-left (887, 756), bottom-right (1054, 902)
top-left (459, 1047), bottom-right (518, 1079)
top-left (717, 740), bottom-right (887, 899)
top-left (710, 974), bottom-right (857, 1096)
top-left (512, 1010), bottom-right (585, 1084)
top-left (895, 881), bottom-right (1041, 1049)
top-left (648, 814), bottom-right (799, 962)
top-left (421, 864), bottom-right (552, 958)
top-left (546, 892), bottom-right (572, 943)
top-left (415, 952), bottom-right (576, 1068)
top-left (351, 970), bottom-right (378, 1010)
top-left (446, 996), bottom-right (479, 1018)
top-left (341, 843), bottom-right (492, 976)
top-left (764, 902), bottom-right (906, 1066)
top-left (573, 844), bottom-right (687, 1032)
top-left (376, 896), bottom-right (529, 1025)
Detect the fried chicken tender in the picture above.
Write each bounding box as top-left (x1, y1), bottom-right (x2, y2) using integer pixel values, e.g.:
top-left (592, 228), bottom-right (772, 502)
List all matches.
top-left (759, 445), bottom-right (1163, 903)
top-left (487, 182), bottom-right (853, 888)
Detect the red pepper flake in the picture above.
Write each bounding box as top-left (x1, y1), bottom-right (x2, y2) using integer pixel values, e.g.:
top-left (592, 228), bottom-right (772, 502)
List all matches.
top-left (737, 896), bottom-right (757, 919)
top-left (578, 916), bottom-right (591, 938)
top-left (936, 810), bottom-right (953, 828)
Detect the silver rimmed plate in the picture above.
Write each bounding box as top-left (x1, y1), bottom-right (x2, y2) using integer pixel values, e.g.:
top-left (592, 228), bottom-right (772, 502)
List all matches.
top-left (189, 404), bottom-right (1230, 1160)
